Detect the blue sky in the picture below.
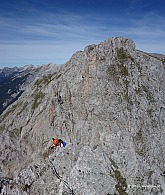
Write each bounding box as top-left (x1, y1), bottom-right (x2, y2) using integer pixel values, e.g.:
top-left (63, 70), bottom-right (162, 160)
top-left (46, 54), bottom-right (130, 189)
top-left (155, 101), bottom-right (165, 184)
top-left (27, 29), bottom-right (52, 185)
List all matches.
top-left (0, 0), bottom-right (165, 68)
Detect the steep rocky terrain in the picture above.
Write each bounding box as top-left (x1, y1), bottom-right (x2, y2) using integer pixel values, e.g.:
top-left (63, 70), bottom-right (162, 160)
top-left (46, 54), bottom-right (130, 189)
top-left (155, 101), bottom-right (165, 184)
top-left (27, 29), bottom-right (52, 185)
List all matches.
top-left (0, 37), bottom-right (165, 195)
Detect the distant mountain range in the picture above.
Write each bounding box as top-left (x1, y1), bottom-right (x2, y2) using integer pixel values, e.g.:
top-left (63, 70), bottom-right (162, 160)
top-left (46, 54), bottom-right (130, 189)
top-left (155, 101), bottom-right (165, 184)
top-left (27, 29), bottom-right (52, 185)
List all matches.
top-left (0, 65), bottom-right (38, 114)
top-left (0, 65), bottom-right (36, 81)
top-left (0, 67), bottom-right (19, 82)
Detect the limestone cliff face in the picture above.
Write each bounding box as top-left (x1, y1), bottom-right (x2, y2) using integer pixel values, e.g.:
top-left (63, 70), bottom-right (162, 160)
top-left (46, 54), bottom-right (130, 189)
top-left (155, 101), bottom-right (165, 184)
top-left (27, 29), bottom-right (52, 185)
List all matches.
top-left (0, 37), bottom-right (165, 195)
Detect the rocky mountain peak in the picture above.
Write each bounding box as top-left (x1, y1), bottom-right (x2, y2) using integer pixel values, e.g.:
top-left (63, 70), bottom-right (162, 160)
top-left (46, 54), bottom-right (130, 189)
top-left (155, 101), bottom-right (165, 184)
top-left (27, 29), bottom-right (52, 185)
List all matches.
top-left (0, 37), bottom-right (165, 195)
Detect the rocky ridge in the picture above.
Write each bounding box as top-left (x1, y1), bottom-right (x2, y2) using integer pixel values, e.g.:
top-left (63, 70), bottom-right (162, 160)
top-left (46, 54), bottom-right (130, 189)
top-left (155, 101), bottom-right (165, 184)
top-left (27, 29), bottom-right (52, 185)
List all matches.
top-left (0, 37), bottom-right (165, 195)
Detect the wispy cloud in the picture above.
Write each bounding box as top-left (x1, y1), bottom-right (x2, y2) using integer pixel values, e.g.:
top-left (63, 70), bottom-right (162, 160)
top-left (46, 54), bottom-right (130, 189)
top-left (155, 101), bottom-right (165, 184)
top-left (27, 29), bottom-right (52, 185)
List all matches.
top-left (0, 13), bottom-right (102, 43)
top-left (1, 9), bottom-right (165, 42)
top-left (0, 2), bottom-right (165, 67)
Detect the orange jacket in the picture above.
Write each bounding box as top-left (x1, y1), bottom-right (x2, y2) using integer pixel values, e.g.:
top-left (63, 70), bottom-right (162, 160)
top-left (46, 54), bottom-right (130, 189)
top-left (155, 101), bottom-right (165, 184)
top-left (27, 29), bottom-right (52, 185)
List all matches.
top-left (53, 139), bottom-right (59, 146)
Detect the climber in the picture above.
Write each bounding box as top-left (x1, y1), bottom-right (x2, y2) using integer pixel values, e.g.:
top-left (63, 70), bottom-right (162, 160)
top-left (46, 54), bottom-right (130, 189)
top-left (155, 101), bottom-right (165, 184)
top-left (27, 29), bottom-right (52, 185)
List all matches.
top-left (49, 138), bottom-right (66, 149)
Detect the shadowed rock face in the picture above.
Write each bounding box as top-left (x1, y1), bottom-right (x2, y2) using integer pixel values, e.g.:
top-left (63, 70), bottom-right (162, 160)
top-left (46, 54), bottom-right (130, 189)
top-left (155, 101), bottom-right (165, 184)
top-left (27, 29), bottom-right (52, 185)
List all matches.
top-left (0, 37), bottom-right (165, 195)
top-left (0, 65), bottom-right (39, 115)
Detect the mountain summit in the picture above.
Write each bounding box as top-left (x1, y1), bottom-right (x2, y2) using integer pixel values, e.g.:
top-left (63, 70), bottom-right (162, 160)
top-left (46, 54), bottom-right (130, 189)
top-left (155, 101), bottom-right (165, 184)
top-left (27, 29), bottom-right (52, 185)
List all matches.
top-left (0, 37), bottom-right (165, 195)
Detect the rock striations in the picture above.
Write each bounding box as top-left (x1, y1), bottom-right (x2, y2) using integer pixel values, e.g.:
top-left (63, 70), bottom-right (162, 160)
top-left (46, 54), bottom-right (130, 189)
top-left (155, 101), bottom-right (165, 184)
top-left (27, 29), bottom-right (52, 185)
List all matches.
top-left (0, 37), bottom-right (165, 195)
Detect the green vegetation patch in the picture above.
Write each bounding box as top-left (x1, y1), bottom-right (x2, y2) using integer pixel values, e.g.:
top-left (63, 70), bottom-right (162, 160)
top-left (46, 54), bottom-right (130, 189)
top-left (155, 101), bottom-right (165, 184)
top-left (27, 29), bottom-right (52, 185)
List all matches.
top-left (107, 48), bottom-right (130, 84)
top-left (107, 47), bottom-right (135, 105)
top-left (17, 102), bottom-right (28, 116)
top-left (135, 83), bottom-right (154, 103)
top-left (134, 129), bottom-right (143, 141)
top-left (109, 158), bottom-right (119, 169)
top-left (107, 62), bottom-right (129, 84)
top-left (0, 103), bottom-right (18, 122)
top-left (34, 73), bottom-right (56, 87)
top-left (132, 129), bottom-right (147, 156)
top-left (34, 72), bottom-right (62, 88)
top-left (114, 170), bottom-right (128, 195)
top-left (117, 48), bottom-right (129, 62)
top-left (142, 85), bottom-right (154, 102)
top-left (117, 47), bottom-right (134, 63)
top-left (151, 119), bottom-right (158, 129)
top-left (109, 157), bottom-right (128, 195)
top-left (107, 62), bottom-right (130, 105)
top-left (32, 91), bottom-right (45, 110)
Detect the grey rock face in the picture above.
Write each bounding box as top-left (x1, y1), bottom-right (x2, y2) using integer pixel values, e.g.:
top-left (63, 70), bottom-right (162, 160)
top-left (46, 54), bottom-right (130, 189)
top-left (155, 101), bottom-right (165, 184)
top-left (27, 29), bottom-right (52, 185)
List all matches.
top-left (0, 37), bottom-right (165, 195)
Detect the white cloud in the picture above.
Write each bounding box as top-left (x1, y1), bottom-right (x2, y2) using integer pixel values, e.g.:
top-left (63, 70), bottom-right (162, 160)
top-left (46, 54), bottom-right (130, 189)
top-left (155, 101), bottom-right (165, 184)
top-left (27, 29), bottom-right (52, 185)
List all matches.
top-left (0, 9), bottom-right (164, 68)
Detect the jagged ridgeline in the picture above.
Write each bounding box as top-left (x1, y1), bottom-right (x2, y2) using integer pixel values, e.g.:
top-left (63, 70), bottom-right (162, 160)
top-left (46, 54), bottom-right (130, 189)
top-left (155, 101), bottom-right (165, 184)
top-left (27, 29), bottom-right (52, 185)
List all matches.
top-left (0, 37), bottom-right (165, 195)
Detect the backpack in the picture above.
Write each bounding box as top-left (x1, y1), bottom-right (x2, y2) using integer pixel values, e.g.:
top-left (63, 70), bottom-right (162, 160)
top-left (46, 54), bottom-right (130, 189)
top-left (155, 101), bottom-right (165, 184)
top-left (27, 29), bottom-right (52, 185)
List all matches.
top-left (63, 142), bottom-right (66, 147)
